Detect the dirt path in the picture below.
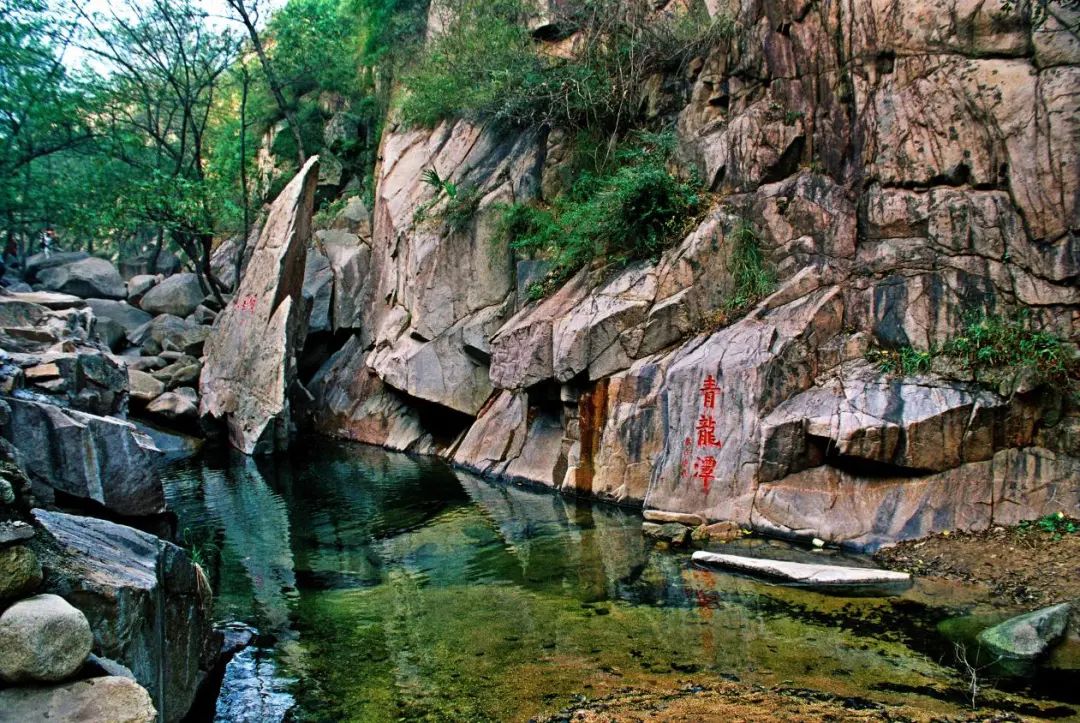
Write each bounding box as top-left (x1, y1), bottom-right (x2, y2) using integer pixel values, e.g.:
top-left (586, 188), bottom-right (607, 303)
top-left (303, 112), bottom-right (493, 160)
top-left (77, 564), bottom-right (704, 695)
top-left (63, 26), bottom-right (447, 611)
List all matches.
top-left (874, 515), bottom-right (1080, 608)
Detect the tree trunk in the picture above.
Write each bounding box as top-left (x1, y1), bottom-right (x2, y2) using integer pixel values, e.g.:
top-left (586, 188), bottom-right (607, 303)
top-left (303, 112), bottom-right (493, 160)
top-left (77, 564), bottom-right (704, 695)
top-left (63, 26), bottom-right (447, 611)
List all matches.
top-left (228, 0), bottom-right (306, 167)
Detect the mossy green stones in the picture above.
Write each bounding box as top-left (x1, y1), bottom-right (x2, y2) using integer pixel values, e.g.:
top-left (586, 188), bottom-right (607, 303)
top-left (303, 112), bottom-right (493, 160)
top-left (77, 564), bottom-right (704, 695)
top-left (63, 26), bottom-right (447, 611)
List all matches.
top-left (0, 545), bottom-right (42, 601)
top-left (977, 603), bottom-right (1072, 660)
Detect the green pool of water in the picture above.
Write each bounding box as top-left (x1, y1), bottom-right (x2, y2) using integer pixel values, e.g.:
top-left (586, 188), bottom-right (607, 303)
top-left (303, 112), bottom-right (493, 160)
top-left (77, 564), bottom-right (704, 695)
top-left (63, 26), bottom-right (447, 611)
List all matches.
top-left (162, 439), bottom-right (1080, 722)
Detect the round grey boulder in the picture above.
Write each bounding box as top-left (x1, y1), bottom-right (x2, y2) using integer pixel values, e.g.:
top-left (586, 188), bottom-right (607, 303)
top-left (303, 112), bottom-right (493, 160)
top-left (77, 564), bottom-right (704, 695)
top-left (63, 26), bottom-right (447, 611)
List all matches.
top-left (139, 273), bottom-right (205, 317)
top-left (0, 593), bottom-right (94, 682)
top-left (37, 257), bottom-right (126, 300)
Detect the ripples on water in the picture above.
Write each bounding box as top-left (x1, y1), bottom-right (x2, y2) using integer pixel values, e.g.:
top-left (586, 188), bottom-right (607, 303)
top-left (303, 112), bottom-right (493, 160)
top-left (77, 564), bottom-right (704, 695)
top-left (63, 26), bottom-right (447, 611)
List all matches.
top-left (162, 439), bottom-right (1080, 723)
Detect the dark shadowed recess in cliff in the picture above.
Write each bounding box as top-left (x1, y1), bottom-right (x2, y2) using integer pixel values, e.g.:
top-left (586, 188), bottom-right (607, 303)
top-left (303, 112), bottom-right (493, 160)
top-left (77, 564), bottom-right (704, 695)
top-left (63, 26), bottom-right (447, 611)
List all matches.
top-left (527, 378), bottom-right (565, 420)
top-left (410, 395), bottom-right (475, 447)
top-left (298, 330), bottom-right (353, 386)
top-left (805, 434), bottom-right (937, 479)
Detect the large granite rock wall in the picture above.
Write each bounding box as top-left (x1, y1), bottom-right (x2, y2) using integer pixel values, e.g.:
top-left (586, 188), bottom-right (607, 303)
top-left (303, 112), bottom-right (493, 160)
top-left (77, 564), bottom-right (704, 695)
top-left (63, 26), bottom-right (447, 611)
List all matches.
top-left (310, 0), bottom-right (1080, 550)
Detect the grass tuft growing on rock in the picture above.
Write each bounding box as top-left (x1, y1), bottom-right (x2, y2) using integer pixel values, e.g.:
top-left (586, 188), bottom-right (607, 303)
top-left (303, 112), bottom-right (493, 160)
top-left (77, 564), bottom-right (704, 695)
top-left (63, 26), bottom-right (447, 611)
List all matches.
top-left (723, 221), bottom-right (775, 313)
top-left (698, 221), bottom-right (776, 330)
top-left (869, 313), bottom-right (1078, 388)
top-left (942, 313), bottom-right (1074, 383)
top-left (868, 346), bottom-right (933, 376)
top-left (496, 130), bottom-right (702, 291)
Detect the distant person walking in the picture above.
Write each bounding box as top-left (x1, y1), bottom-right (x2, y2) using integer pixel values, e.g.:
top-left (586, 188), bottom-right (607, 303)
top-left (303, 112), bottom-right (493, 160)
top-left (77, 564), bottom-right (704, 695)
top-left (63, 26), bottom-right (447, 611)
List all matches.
top-left (41, 227), bottom-right (56, 259)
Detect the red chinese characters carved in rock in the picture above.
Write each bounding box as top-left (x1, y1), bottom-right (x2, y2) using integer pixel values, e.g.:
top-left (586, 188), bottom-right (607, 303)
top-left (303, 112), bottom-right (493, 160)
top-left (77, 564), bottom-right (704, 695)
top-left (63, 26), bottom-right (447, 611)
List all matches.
top-left (695, 414), bottom-right (722, 448)
top-left (680, 373), bottom-right (725, 494)
top-left (693, 455), bottom-right (717, 493)
top-left (700, 374), bottom-right (720, 409)
top-left (679, 436), bottom-right (693, 476)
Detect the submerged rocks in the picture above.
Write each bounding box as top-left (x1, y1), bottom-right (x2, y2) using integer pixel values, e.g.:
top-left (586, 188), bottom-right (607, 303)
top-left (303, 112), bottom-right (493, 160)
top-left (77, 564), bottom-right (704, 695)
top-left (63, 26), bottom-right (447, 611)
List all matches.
top-left (977, 603), bottom-right (1072, 659)
top-left (642, 521), bottom-right (691, 547)
top-left (0, 593), bottom-right (93, 683)
top-left (0, 675), bottom-right (156, 723)
top-left (32, 509), bottom-right (212, 722)
top-left (200, 157), bottom-right (319, 454)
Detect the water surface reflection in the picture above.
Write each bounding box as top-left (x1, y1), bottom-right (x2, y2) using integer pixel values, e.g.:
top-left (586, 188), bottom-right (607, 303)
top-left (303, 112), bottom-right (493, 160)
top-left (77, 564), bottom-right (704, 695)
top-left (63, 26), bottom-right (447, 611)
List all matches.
top-left (163, 439), bottom-right (1079, 722)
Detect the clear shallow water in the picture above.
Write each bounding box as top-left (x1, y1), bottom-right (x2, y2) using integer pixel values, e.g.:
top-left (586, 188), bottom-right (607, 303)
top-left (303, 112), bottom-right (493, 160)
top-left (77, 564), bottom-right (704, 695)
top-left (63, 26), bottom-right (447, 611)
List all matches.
top-left (163, 439), bottom-right (1080, 722)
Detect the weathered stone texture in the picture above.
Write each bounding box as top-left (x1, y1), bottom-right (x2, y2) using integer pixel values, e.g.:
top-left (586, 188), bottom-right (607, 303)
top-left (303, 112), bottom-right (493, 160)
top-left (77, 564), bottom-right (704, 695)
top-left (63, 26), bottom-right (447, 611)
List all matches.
top-left (200, 157), bottom-right (319, 454)
top-left (32, 510), bottom-right (211, 723)
top-left (311, 0), bottom-right (1080, 550)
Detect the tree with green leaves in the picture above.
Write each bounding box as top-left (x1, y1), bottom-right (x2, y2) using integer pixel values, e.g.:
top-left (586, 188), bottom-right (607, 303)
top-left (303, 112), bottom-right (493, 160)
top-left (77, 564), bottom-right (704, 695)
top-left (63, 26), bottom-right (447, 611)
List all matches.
top-left (0, 0), bottom-right (90, 260)
top-left (74, 0), bottom-right (239, 300)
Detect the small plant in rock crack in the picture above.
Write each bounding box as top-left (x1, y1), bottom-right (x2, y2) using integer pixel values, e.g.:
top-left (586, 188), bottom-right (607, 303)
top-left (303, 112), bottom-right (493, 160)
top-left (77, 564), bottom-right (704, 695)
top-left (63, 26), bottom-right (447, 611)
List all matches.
top-left (181, 527), bottom-right (220, 571)
top-left (422, 168), bottom-right (458, 199)
top-left (416, 168), bottom-right (481, 232)
top-left (868, 346), bottom-right (933, 376)
top-left (1018, 511), bottom-right (1079, 540)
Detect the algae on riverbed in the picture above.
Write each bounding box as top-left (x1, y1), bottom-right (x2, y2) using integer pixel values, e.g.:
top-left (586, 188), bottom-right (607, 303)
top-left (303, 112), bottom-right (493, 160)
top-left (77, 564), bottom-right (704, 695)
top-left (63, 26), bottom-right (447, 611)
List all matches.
top-left (163, 441), bottom-right (1079, 722)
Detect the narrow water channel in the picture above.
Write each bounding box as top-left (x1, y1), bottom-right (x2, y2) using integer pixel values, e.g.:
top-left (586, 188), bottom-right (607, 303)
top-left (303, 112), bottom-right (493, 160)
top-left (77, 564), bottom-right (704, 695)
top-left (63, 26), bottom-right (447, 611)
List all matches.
top-left (163, 439), bottom-right (1079, 722)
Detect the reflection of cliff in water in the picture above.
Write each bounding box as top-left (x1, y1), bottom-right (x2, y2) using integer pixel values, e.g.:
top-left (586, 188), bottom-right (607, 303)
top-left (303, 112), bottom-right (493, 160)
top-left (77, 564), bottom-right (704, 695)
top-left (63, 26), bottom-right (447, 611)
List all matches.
top-left (202, 456), bottom-right (297, 635)
top-left (455, 471), bottom-right (668, 604)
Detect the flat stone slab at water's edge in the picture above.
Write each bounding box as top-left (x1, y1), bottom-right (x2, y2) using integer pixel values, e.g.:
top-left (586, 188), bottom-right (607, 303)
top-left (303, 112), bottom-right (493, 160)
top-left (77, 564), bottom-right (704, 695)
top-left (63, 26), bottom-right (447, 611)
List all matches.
top-left (692, 551), bottom-right (912, 588)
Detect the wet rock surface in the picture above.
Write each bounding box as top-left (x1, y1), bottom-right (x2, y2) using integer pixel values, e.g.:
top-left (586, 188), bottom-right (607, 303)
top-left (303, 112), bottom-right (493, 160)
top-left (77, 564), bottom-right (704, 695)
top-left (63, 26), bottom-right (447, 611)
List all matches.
top-left (977, 603), bottom-right (1072, 659)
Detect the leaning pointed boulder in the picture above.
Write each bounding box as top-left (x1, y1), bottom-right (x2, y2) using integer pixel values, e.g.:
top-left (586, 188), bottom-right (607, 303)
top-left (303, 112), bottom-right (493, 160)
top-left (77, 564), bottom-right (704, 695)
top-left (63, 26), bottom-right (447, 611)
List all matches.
top-left (199, 157), bottom-right (319, 454)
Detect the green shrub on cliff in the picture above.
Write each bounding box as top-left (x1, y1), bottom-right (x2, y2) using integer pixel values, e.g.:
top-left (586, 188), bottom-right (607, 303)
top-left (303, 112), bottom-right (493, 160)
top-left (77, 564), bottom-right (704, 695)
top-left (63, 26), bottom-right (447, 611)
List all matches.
top-left (870, 314), bottom-right (1078, 387)
top-left (400, 0), bottom-right (732, 133)
top-left (496, 131), bottom-right (701, 288)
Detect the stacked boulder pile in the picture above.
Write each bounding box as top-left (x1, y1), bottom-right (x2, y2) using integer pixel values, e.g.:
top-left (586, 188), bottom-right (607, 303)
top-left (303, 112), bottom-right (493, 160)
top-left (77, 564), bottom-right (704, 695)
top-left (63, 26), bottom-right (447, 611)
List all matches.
top-left (0, 288), bottom-right (165, 516)
top-left (17, 251), bottom-right (220, 430)
top-left (0, 259), bottom-right (219, 720)
top-left (0, 459), bottom-right (157, 721)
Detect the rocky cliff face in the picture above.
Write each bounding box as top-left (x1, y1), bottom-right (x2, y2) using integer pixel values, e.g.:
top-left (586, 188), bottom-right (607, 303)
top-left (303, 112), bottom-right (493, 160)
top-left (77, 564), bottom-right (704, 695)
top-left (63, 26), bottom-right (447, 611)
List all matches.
top-left (309, 0), bottom-right (1080, 550)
